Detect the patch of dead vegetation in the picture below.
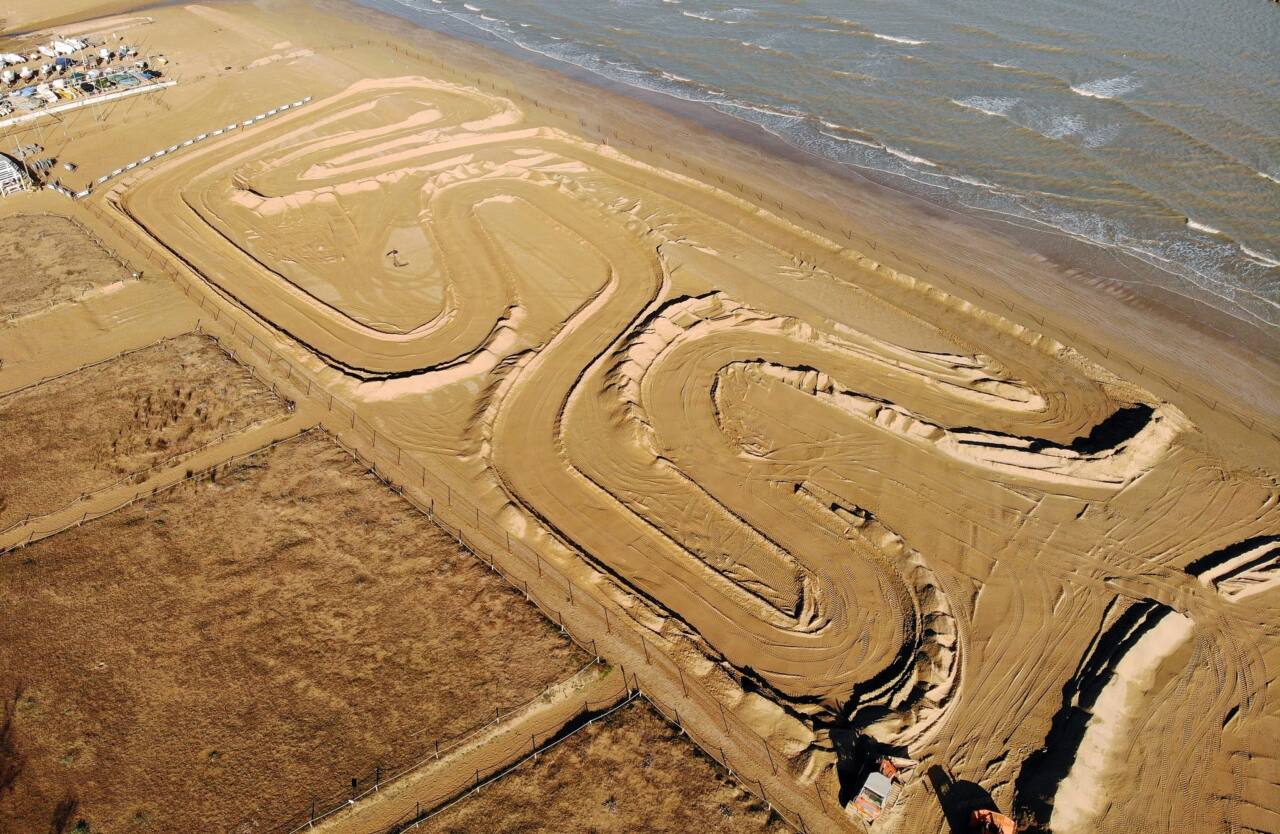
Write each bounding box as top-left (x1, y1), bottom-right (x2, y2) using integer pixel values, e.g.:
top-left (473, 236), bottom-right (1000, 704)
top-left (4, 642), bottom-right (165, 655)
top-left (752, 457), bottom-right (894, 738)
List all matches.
top-left (419, 700), bottom-right (792, 834)
top-left (0, 431), bottom-right (586, 834)
top-left (0, 214), bottom-right (133, 319)
top-left (0, 333), bottom-right (288, 529)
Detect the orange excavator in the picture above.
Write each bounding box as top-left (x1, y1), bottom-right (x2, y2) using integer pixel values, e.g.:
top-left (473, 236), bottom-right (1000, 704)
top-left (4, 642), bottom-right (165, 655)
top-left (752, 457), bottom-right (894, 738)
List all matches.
top-left (969, 809), bottom-right (1017, 833)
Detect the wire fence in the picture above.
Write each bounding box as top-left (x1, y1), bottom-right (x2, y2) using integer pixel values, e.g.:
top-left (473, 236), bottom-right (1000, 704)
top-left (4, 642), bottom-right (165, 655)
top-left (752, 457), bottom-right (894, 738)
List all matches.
top-left (0, 405), bottom-right (631, 834)
top-left (298, 679), bottom-right (638, 834)
top-left (265, 655), bottom-right (619, 834)
top-left (0, 211), bottom-right (143, 327)
top-left (0, 329), bottom-right (295, 541)
top-left (0, 425), bottom-right (319, 556)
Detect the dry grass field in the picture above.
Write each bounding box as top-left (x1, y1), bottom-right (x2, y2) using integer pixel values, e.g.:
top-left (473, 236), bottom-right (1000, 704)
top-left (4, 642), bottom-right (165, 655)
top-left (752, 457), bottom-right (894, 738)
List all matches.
top-left (0, 333), bottom-right (287, 529)
top-left (0, 432), bottom-right (587, 834)
top-left (418, 700), bottom-right (792, 834)
top-left (0, 215), bottom-right (133, 320)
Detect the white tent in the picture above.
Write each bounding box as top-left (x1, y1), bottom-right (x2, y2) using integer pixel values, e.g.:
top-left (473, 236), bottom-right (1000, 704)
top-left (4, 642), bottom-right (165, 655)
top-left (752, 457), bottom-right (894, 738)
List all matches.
top-left (0, 154), bottom-right (30, 196)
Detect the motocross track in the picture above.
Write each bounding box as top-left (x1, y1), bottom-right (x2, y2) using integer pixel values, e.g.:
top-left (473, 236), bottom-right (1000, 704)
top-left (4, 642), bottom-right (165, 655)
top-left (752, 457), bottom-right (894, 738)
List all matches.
top-left (99, 64), bottom-right (1280, 832)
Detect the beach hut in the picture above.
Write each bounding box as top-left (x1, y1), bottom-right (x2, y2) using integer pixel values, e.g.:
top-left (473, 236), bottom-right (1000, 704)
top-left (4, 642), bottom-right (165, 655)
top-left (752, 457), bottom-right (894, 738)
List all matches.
top-left (0, 154), bottom-right (31, 197)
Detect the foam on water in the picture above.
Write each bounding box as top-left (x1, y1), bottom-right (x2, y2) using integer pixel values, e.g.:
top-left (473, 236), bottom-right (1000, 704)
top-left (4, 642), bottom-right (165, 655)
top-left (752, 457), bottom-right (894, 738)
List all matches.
top-left (884, 146), bottom-right (937, 167)
top-left (1070, 75), bottom-right (1143, 100)
top-left (952, 96), bottom-right (1019, 117)
top-left (819, 130), bottom-right (881, 149)
top-left (1186, 219), bottom-right (1223, 236)
top-left (871, 33), bottom-right (927, 45)
top-left (1239, 245), bottom-right (1280, 269)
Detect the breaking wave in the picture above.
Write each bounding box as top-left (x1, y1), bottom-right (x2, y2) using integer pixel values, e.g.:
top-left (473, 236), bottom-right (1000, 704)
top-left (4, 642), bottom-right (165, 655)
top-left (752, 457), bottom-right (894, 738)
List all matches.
top-left (1070, 75), bottom-right (1142, 99)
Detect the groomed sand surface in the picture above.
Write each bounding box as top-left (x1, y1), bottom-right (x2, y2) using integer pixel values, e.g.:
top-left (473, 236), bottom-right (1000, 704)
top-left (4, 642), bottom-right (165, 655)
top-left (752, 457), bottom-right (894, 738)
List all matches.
top-left (2, 1), bottom-right (1278, 832)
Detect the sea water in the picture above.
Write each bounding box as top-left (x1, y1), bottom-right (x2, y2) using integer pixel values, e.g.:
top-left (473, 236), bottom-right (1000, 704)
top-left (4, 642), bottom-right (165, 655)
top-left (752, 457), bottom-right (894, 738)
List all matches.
top-left (362, 0), bottom-right (1280, 331)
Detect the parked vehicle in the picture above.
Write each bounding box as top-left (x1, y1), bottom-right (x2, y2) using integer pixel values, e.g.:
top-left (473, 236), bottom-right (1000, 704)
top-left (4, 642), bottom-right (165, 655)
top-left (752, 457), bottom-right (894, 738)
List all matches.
top-left (851, 759), bottom-right (900, 824)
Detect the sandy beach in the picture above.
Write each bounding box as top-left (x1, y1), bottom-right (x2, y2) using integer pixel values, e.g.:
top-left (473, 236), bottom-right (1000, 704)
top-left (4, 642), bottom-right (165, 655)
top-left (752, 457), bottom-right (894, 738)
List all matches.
top-left (0, 1), bottom-right (1277, 833)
